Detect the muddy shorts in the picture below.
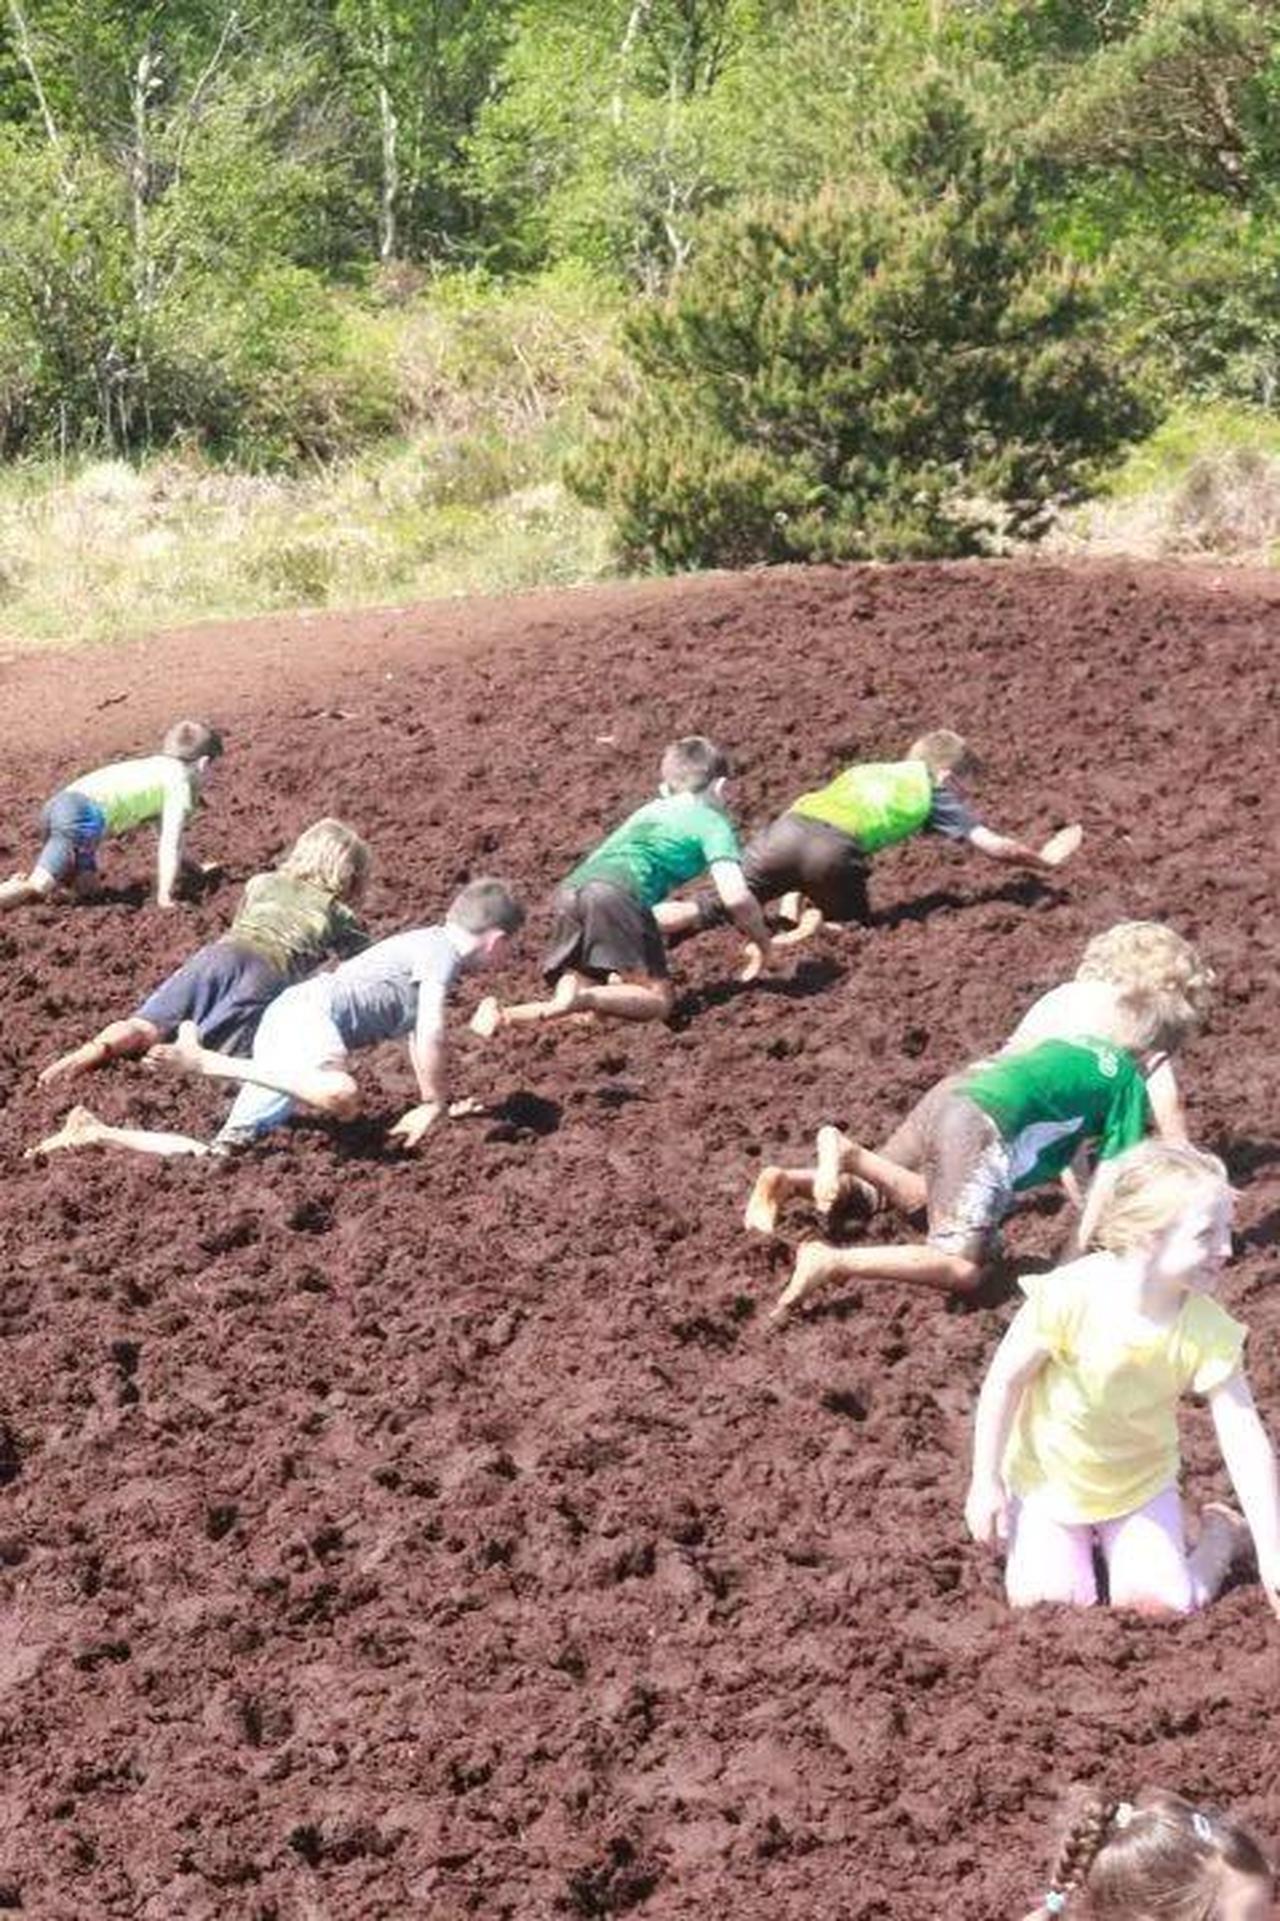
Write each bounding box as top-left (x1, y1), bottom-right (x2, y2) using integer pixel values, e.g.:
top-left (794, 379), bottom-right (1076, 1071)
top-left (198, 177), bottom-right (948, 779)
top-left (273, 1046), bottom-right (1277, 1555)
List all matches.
top-left (541, 880), bottom-right (669, 983)
top-left (690, 811), bottom-right (871, 929)
top-left (37, 788), bottom-right (108, 882)
top-left (885, 1081), bottom-right (1012, 1261)
top-left (135, 940), bottom-right (287, 1056)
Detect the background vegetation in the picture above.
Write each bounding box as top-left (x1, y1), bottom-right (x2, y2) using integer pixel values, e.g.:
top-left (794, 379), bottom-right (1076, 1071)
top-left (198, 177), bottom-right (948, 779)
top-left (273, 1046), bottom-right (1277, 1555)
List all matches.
top-left (2, 0), bottom-right (1279, 640)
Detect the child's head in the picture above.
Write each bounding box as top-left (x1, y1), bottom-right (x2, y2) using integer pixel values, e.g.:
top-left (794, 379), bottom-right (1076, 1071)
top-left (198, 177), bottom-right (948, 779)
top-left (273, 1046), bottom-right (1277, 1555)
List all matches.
top-left (1040, 1786), bottom-right (1272, 1919)
top-left (659, 736), bottom-right (729, 797)
top-left (446, 876), bottom-right (526, 965)
top-left (1076, 922), bottom-right (1214, 1055)
top-left (1078, 1141), bottom-right (1233, 1288)
top-left (906, 729), bottom-right (978, 783)
top-left (279, 818), bottom-right (371, 905)
top-left (163, 720), bottom-right (223, 766)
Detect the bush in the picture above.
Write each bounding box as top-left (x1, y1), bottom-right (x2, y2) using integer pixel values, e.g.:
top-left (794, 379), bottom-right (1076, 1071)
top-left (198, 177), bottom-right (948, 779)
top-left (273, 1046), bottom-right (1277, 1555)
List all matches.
top-left (571, 100), bottom-right (1157, 569)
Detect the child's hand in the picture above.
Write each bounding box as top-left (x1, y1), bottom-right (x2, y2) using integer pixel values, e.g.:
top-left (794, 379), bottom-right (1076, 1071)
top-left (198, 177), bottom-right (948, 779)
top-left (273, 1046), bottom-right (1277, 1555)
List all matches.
top-left (1258, 1553), bottom-right (1280, 1621)
top-left (964, 1477), bottom-right (1010, 1548)
top-left (1038, 823), bottom-right (1082, 868)
top-left (388, 1102), bottom-right (441, 1149)
top-left (739, 936), bottom-right (772, 983)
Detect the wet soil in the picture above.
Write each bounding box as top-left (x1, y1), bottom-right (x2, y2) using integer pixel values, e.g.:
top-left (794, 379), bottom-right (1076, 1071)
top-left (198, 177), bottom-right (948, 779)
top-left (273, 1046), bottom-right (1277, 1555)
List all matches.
top-left (0, 558), bottom-right (1277, 1918)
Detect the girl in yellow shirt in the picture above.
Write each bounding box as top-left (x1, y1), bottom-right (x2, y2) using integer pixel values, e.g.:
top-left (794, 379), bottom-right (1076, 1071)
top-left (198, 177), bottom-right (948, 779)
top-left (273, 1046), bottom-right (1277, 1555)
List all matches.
top-left (965, 1140), bottom-right (1280, 1617)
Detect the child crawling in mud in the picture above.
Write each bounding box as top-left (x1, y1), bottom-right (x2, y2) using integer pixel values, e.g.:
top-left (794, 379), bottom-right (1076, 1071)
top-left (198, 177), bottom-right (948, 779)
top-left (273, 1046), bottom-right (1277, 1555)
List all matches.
top-left (469, 736), bottom-right (773, 1038)
top-left (1024, 1786), bottom-right (1274, 1919)
top-left (749, 921), bottom-right (1208, 1317)
top-left (967, 1142), bottom-right (1280, 1621)
top-left (30, 878), bottom-right (524, 1160)
top-left (654, 729), bottom-right (1080, 959)
top-left (36, 818), bottom-right (371, 1084)
top-left (0, 720), bottom-right (223, 912)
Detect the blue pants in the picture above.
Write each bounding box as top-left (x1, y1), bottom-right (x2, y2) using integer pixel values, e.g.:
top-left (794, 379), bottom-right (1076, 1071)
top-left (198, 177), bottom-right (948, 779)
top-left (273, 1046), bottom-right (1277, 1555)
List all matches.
top-left (37, 789), bottom-right (108, 882)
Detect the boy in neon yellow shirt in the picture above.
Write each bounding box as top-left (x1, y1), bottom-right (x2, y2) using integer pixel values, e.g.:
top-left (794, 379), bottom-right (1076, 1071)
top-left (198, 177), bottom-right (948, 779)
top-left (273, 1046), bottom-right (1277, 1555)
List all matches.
top-left (0, 720), bottom-right (222, 911)
top-left (656, 729), bottom-right (1080, 953)
top-left (966, 1141), bottom-right (1280, 1618)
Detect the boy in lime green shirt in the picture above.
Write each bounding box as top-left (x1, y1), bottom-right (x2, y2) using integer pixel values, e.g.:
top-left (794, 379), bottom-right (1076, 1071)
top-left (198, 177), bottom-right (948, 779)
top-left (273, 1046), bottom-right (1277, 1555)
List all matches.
top-left (472, 736), bottom-right (772, 1035)
top-left (750, 1035), bottom-right (1152, 1317)
top-left (656, 728), bottom-right (1080, 953)
top-left (0, 720), bottom-right (222, 912)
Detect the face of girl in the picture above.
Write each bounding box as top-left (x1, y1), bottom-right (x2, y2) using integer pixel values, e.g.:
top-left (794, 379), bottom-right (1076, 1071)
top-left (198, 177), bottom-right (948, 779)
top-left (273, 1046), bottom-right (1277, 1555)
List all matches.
top-left (1217, 1866), bottom-right (1274, 1921)
top-left (1149, 1190), bottom-right (1233, 1293)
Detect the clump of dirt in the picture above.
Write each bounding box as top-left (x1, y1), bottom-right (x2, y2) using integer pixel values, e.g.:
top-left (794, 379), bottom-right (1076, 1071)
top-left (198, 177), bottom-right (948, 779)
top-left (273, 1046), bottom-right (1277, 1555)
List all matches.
top-left (0, 558), bottom-right (1276, 1919)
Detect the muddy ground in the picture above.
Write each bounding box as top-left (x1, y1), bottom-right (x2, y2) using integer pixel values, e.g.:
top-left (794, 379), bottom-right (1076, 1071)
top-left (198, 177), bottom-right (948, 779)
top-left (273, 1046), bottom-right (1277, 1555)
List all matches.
top-left (0, 559), bottom-right (1277, 1919)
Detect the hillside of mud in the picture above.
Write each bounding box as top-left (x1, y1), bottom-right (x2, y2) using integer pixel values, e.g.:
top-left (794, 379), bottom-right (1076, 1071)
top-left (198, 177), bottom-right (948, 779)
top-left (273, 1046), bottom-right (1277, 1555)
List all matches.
top-left (0, 559), bottom-right (1277, 1919)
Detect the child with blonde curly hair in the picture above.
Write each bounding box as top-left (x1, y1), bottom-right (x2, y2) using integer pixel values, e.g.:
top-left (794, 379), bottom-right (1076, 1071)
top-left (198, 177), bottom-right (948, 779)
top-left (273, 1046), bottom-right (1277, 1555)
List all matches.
top-left (37, 818), bottom-right (371, 1083)
top-left (966, 1141), bottom-right (1280, 1617)
top-left (1023, 1786), bottom-right (1273, 1919)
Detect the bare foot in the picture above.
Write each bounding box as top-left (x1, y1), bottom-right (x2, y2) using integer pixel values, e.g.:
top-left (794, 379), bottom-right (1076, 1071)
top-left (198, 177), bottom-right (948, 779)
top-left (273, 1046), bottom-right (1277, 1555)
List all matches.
top-left (25, 1105), bottom-right (107, 1158)
top-left (813, 1124), bottom-right (846, 1213)
top-left (744, 1166), bottom-right (789, 1235)
top-left (550, 972), bottom-right (580, 1015)
top-left (771, 905), bottom-right (824, 951)
top-left (470, 996), bottom-right (504, 1039)
top-left (1196, 1501), bottom-right (1251, 1593)
top-left (446, 1096), bottom-right (487, 1119)
top-left (1040, 823), bottom-right (1083, 868)
top-left (770, 1240), bottom-right (841, 1321)
top-left (37, 1050), bottom-right (87, 1088)
top-left (145, 1019), bottom-right (206, 1077)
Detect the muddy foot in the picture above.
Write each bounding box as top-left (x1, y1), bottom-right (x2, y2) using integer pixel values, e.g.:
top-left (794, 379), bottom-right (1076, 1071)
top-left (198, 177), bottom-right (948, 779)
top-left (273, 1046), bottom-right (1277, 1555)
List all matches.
top-left (744, 1167), bottom-right (788, 1235)
top-left (25, 1104), bottom-right (107, 1158)
top-left (770, 1240), bottom-right (841, 1322)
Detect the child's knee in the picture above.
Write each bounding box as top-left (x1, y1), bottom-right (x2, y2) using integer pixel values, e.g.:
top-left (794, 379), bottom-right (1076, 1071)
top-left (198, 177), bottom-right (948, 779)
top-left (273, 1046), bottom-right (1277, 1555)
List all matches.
top-left (315, 1075), bottom-right (359, 1118)
top-left (1108, 1572), bottom-right (1195, 1617)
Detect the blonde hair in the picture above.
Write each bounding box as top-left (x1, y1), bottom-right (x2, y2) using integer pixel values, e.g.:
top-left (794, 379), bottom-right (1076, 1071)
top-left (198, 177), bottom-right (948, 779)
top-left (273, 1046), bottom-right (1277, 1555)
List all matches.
top-left (278, 818), bottom-right (371, 903)
top-left (1078, 1141), bottom-right (1231, 1257)
top-left (1077, 922), bottom-right (1214, 1053)
top-left (1042, 1786), bottom-right (1272, 1918)
top-left (906, 729), bottom-right (976, 779)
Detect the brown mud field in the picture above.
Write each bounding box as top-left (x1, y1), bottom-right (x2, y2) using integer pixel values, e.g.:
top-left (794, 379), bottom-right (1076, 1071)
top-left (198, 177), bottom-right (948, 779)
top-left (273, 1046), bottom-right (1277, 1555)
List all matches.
top-left (0, 559), bottom-right (1277, 1920)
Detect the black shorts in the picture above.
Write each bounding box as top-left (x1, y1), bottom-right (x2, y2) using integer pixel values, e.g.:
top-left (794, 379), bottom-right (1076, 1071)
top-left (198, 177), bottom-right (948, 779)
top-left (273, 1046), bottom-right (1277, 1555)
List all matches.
top-left (541, 881), bottom-right (669, 983)
top-left (692, 810), bottom-right (871, 929)
top-left (134, 940), bottom-right (288, 1055)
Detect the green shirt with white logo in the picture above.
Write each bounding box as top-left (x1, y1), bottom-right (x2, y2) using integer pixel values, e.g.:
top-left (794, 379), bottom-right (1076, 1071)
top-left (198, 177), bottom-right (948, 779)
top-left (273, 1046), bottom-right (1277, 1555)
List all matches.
top-left (963, 1038), bottom-right (1151, 1192)
top-left (568, 792), bottom-right (741, 908)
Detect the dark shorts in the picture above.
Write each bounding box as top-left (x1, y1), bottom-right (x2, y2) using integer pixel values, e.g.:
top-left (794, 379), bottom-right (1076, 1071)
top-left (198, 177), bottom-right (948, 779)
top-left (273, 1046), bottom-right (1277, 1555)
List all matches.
top-left (881, 1079), bottom-right (1011, 1261)
top-left (135, 940), bottom-right (288, 1056)
top-left (692, 811), bottom-right (871, 929)
top-left (37, 789), bottom-right (108, 883)
top-left (542, 880), bottom-right (669, 984)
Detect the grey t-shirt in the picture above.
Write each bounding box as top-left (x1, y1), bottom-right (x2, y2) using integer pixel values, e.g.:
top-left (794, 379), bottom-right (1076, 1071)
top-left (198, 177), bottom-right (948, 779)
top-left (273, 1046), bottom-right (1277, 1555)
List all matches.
top-left (325, 926), bottom-right (463, 1051)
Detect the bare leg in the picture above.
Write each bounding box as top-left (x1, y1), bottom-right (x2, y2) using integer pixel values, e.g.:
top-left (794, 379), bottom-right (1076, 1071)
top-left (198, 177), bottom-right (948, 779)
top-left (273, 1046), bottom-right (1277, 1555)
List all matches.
top-left (769, 902), bottom-right (825, 951)
top-left (38, 1016), bottom-right (161, 1086)
top-left (146, 1021), bottom-right (358, 1116)
top-left (26, 1104), bottom-right (213, 1160)
top-left (770, 1238), bottom-right (980, 1320)
top-left (0, 871), bottom-right (56, 911)
top-left (653, 899), bottom-right (704, 936)
top-left (815, 1128), bottom-right (927, 1218)
top-left (473, 971), bottom-right (671, 1035)
top-left (1190, 1502), bottom-right (1251, 1606)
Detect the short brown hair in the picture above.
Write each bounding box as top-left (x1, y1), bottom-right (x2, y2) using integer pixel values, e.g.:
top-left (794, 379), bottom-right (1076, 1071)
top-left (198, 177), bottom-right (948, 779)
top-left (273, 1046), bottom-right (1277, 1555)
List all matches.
top-left (448, 876), bottom-right (525, 936)
top-left (906, 729), bottom-right (976, 780)
top-left (1043, 1786), bottom-right (1272, 1918)
top-left (660, 736), bottom-right (729, 794)
top-left (162, 719), bottom-right (223, 763)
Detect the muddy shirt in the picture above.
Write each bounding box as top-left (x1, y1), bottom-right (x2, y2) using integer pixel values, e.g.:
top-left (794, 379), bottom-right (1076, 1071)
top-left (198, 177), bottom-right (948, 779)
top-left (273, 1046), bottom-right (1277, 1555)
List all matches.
top-left (226, 872), bottom-right (367, 981)
top-left (962, 1037), bottom-right (1151, 1191)
top-left (567, 793), bottom-right (741, 908)
top-left (74, 754), bottom-right (194, 836)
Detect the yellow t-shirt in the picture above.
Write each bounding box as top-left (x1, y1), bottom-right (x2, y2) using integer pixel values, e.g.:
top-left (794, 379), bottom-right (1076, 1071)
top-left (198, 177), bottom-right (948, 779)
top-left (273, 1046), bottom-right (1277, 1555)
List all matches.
top-left (1005, 1254), bottom-right (1245, 1524)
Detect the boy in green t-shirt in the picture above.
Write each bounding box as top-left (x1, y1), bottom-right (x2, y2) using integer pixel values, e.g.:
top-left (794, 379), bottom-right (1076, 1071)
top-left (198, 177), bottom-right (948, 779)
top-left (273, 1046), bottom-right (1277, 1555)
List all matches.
top-left (0, 720), bottom-right (223, 912)
top-left (471, 736), bottom-right (772, 1035)
top-left (748, 1036), bottom-right (1152, 1319)
top-left (656, 729), bottom-right (1080, 955)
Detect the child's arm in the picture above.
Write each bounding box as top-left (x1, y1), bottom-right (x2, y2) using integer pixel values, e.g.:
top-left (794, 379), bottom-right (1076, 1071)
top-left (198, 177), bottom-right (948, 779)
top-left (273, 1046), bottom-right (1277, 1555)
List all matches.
top-left (965, 1305), bottom-right (1050, 1546)
top-left (1143, 1054), bottom-right (1188, 1143)
top-left (708, 859), bottom-right (773, 975)
top-left (966, 822), bottom-right (1082, 872)
top-left (155, 788), bottom-right (190, 907)
top-left (389, 981), bottom-right (449, 1148)
top-left (1208, 1370), bottom-right (1280, 1617)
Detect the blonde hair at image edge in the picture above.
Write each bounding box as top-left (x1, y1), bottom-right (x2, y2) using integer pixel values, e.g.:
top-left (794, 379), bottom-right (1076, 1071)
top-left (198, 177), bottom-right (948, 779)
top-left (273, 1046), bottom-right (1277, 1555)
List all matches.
top-left (1078, 1140), bottom-right (1231, 1258)
top-left (1038, 1786), bottom-right (1273, 1919)
top-left (278, 818), bottom-right (371, 902)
